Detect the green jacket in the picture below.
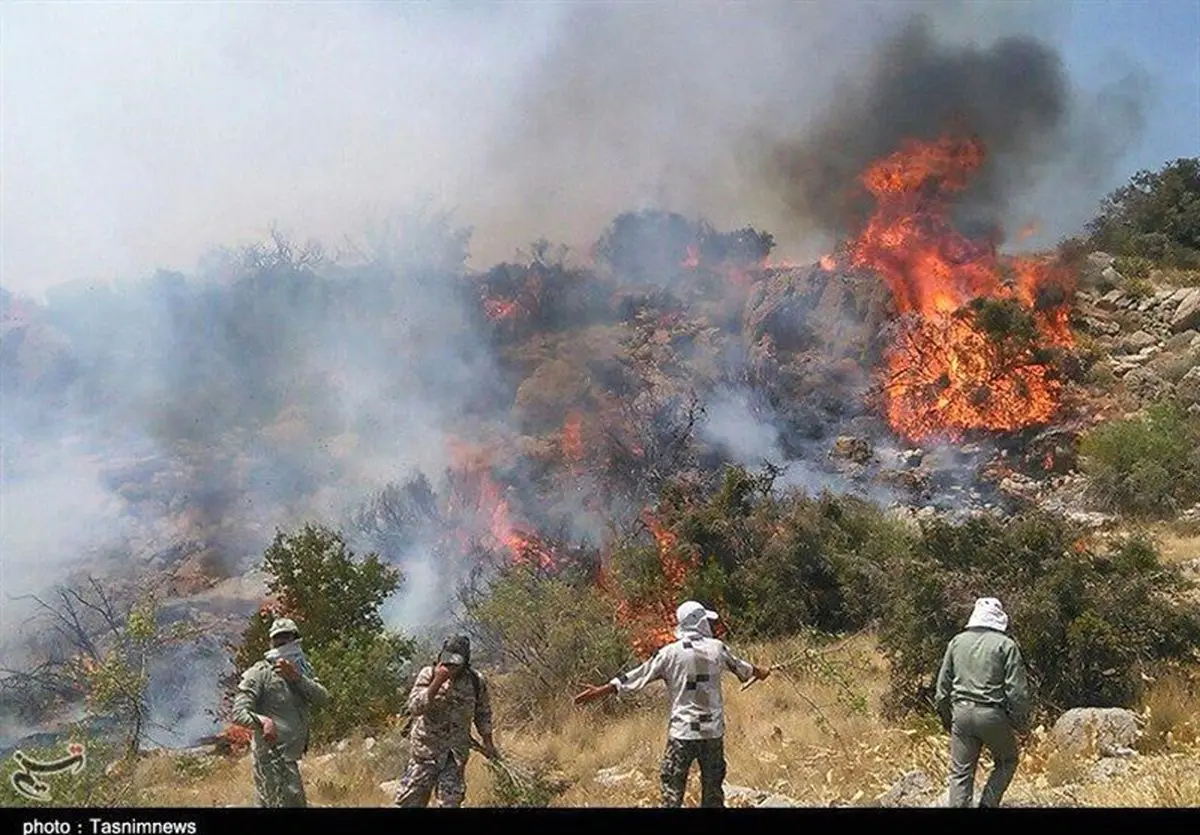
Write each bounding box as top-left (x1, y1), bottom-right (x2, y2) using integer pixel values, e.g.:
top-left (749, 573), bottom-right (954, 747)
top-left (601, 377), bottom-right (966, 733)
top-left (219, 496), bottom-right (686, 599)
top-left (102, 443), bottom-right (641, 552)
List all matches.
top-left (232, 659), bottom-right (330, 762)
top-left (935, 627), bottom-right (1031, 729)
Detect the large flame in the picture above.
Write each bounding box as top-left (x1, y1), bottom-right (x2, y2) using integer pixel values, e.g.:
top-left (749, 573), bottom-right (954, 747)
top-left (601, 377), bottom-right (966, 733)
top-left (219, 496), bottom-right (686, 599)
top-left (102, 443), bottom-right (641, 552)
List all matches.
top-left (847, 136), bottom-right (1074, 443)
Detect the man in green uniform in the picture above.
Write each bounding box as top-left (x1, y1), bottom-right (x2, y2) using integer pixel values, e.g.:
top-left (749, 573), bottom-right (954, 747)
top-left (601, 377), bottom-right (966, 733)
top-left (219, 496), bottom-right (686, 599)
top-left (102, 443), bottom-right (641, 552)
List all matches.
top-left (393, 635), bottom-right (496, 807)
top-left (232, 617), bottom-right (330, 807)
top-left (935, 597), bottom-right (1031, 808)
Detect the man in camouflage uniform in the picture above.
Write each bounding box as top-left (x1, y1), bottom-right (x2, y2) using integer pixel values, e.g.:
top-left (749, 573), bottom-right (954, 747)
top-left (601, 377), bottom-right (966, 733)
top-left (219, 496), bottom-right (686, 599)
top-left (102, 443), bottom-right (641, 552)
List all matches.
top-left (574, 601), bottom-right (771, 807)
top-left (232, 617), bottom-right (330, 808)
top-left (935, 597), bottom-right (1032, 808)
top-left (393, 634), bottom-right (496, 808)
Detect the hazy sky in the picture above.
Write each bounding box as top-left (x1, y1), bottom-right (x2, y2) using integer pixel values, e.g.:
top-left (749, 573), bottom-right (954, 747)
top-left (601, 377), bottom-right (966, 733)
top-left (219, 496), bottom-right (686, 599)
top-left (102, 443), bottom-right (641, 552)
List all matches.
top-left (2, 0), bottom-right (1197, 301)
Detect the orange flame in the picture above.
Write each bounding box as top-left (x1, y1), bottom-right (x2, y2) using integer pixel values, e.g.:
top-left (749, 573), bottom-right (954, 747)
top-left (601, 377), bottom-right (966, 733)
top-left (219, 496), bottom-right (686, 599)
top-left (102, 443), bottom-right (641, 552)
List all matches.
top-left (847, 136), bottom-right (1074, 443)
top-left (445, 437), bottom-right (556, 570)
top-left (561, 411), bottom-right (584, 464)
top-left (612, 511), bottom-right (699, 657)
top-left (483, 297), bottom-right (521, 321)
top-left (681, 245), bottom-right (700, 270)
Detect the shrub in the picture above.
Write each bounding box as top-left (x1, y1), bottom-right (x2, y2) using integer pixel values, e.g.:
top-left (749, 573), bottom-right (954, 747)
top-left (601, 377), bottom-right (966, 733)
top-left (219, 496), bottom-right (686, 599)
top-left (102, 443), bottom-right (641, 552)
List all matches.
top-left (465, 564), bottom-right (638, 722)
top-left (1079, 399), bottom-right (1200, 518)
top-left (1086, 158), bottom-right (1200, 269)
top-left (875, 513), bottom-right (1200, 724)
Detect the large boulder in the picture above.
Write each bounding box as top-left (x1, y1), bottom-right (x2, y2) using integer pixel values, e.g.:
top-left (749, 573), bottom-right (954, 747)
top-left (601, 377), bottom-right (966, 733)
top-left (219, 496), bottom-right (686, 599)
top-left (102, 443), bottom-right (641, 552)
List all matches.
top-left (1051, 707), bottom-right (1141, 757)
top-left (1177, 366), bottom-right (1200, 408)
top-left (1171, 288), bottom-right (1200, 334)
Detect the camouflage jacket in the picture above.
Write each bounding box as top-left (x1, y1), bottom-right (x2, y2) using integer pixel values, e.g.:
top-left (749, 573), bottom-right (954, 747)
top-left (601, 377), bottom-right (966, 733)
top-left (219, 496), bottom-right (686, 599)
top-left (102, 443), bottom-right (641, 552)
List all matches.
top-left (405, 665), bottom-right (493, 763)
top-left (232, 659), bottom-right (330, 762)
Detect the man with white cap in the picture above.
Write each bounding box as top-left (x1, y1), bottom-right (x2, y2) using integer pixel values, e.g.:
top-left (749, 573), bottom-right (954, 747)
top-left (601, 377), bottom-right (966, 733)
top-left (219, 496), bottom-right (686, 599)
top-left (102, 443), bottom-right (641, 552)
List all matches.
top-left (935, 597), bottom-right (1031, 808)
top-left (573, 600), bottom-right (771, 807)
top-left (231, 616), bottom-right (330, 807)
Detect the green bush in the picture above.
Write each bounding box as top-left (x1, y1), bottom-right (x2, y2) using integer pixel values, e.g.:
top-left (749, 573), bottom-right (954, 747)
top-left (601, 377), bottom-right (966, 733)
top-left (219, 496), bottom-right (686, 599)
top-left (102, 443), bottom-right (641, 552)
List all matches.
top-left (228, 523), bottom-right (416, 745)
top-left (1079, 399), bottom-right (1200, 518)
top-left (465, 564), bottom-right (638, 722)
top-left (875, 513), bottom-right (1200, 723)
top-left (611, 465), bottom-right (1200, 728)
top-left (1086, 157), bottom-right (1200, 269)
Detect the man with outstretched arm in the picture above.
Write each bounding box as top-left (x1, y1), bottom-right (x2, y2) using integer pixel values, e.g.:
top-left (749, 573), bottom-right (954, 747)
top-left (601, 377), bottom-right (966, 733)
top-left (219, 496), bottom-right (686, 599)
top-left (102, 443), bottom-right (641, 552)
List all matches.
top-left (574, 600), bottom-right (771, 807)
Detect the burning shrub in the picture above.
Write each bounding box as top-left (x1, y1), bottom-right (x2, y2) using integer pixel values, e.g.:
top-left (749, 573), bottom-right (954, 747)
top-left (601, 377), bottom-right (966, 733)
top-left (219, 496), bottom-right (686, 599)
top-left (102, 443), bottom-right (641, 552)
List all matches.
top-left (1079, 398), bottom-right (1200, 519)
top-left (226, 523), bottom-right (416, 746)
top-left (464, 564), bottom-right (638, 722)
top-left (876, 513), bottom-right (1200, 724)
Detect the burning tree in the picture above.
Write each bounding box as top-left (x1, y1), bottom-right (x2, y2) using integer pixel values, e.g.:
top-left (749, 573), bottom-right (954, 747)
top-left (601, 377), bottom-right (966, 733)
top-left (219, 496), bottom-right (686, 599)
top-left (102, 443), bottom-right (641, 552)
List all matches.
top-left (847, 135), bottom-right (1076, 444)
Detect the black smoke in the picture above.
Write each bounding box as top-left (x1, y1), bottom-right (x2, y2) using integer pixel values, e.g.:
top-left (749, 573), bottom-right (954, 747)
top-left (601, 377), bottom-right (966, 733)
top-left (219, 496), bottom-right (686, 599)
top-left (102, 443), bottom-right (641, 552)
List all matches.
top-left (764, 13), bottom-right (1082, 243)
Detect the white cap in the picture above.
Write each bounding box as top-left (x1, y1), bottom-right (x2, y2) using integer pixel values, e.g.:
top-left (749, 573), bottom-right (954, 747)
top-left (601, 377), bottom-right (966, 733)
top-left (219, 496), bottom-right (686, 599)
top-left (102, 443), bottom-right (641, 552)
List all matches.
top-left (676, 600), bottom-right (719, 625)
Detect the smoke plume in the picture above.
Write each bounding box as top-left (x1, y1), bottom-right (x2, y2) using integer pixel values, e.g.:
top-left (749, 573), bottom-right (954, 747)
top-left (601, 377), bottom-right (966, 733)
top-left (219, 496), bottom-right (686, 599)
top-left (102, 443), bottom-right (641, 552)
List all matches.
top-left (759, 12), bottom-right (1146, 245)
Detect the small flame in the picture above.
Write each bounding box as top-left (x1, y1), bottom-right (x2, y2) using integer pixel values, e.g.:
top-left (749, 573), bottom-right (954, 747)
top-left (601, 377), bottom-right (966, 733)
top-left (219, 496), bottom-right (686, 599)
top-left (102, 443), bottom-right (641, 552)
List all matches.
top-left (562, 411), bottom-right (584, 464)
top-left (483, 297), bottom-right (521, 321)
top-left (612, 511), bottom-right (699, 657)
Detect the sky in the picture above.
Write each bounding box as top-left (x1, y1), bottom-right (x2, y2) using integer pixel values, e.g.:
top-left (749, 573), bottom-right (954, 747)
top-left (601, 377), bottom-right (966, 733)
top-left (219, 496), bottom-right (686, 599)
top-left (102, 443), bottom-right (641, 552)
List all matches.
top-left (1, 0), bottom-right (1197, 302)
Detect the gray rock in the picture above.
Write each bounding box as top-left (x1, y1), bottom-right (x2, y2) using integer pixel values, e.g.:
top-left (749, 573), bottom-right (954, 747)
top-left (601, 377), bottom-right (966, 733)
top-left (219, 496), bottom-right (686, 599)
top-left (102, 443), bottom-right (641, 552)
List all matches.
top-left (1171, 289), bottom-right (1200, 334)
top-left (1177, 366), bottom-right (1200, 407)
top-left (757, 793), bottom-right (802, 807)
top-left (1165, 330), bottom-right (1200, 353)
top-left (1081, 316), bottom-right (1122, 338)
top-left (1124, 367), bottom-right (1173, 403)
top-left (877, 770), bottom-right (940, 807)
top-left (1118, 330), bottom-right (1158, 354)
top-left (1051, 707), bottom-right (1141, 757)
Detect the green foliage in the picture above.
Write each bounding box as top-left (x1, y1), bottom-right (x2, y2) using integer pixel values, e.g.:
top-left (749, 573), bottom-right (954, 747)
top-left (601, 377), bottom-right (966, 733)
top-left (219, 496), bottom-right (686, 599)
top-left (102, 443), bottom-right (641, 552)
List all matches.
top-left (465, 564), bottom-right (638, 721)
top-left (640, 466), bottom-right (909, 638)
top-left (875, 514), bottom-right (1200, 723)
top-left (596, 465), bottom-right (1200, 728)
top-left (229, 523), bottom-right (416, 745)
top-left (968, 297), bottom-right (1041, 348)
top-left (1113, 254), bottom-right (1154, 280)
top-left (79, 596), bottom-right (194, 760)
top-left (1086, 157), bottom-right (1200, 268)
top-left (1079, 399), bottom-right (1200, 518)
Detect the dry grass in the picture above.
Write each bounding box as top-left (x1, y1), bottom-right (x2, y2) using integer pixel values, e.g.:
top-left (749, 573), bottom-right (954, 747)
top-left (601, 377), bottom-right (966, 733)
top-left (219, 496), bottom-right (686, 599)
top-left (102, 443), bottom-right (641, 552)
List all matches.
top-left (1157, 531), bottom-right (1200, 564)
top-left (129, 632), bottom-right (1200, 808)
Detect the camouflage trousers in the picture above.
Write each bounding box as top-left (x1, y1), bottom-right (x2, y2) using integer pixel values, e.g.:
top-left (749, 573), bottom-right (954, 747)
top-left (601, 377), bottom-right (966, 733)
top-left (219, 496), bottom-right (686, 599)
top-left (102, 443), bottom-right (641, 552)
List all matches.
top-left (251, 745), bottom-right (307, 808)
top-left (393, 751), bottom-right (468, 808)
top-left (660, 736), bottom-right (727, 807)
